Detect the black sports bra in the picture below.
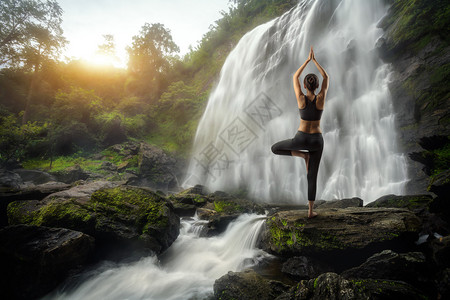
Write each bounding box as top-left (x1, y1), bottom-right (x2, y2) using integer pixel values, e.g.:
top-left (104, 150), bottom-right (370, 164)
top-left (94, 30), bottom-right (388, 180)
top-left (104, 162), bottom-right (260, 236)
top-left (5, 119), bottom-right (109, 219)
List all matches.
top-left (299, 95), bottom-right (323, 121)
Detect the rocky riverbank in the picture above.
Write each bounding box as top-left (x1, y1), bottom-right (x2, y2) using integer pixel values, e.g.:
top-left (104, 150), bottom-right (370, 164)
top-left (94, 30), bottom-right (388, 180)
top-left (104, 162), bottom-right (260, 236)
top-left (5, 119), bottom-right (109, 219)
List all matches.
top-left (1, 156), bottom-right (449, 299)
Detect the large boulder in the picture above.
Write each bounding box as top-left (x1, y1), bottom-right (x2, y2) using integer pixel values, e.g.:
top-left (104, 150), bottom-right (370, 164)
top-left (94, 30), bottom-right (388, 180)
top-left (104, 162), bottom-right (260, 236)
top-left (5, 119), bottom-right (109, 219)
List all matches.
top-left (341, 250), bottom-right (433, 296)
top-left (213, 269), bottom-right (290, 300)
top-left (7, 183), bottom-right (180, 256)
top-left (366, 194), bottom-right (433, 212)
top-left (262, 207), bottom-right (421, 269)
top-left (128, 142), bottom-right (179, 191)
top-left (0, 169), bottom-right (22, 192)
top-left (13, 169), bottom-right (56, 184)
top-left (0, 224), bottom-right (94, 300)
top-left (276, 272), bottom-right (427, 300)
top-left (366, 193), bottom-right (448, 236)
top-left (0, 181), bottom-right (71, 227)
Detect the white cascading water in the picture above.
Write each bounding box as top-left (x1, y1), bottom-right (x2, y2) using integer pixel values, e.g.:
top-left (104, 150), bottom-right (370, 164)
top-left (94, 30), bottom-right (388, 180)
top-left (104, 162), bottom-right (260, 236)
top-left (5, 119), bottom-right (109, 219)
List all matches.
top-left (42, 214), bottom-right (270, 300)
top-left (182, 0), bottom-right (409, 204)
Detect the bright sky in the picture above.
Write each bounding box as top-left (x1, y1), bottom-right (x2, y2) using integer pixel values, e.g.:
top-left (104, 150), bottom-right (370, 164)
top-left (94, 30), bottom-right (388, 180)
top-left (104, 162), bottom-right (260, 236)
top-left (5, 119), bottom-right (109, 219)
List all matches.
top-left (58, 0), bottom-right (232, 68)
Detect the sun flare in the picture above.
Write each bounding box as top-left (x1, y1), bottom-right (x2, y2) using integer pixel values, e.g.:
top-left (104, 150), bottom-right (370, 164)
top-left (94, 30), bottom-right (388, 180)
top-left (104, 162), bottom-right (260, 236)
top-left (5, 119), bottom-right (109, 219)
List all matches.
top-left (81, 52), bottom-right (124, 68)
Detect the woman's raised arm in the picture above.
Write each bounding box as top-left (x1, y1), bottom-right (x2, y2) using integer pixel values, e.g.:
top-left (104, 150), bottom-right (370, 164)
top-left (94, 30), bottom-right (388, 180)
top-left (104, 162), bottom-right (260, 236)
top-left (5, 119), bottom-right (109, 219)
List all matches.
top-left (293, 47), bottom-right (313, 106)
top-left (312, 49), bottom-right (329, 103)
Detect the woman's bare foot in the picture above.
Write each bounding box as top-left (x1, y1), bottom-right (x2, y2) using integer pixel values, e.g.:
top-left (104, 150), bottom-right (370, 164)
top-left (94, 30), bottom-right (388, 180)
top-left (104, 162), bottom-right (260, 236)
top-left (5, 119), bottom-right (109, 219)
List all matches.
top-left (308, 200), bottom-right (317, 218)
top-left (308, 211), bottom-right (318, 218)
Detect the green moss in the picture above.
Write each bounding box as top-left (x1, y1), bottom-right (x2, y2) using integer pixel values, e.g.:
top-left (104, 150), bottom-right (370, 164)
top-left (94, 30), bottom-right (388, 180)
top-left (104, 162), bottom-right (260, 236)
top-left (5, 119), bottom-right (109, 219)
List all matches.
top-left (8, 198), bottom-right (94, 231)
top-left (213, 200), bottom-right (242, 213)
top-left (313, 278), bottom-right (319, 289)
top-left (7, 201), bottom-right (37, 224)
top-left (91, 186), bottom-right (168, 230)
top-left (267, 217), bottom-right (344, 253)
top-left (385, 0), bottom-right (450, 56)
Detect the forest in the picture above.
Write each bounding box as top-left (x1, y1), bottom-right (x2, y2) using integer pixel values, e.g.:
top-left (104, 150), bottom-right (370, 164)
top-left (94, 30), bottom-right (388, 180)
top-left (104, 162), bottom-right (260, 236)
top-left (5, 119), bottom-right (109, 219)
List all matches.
top-left (0, 0), bottom-right (298, 170)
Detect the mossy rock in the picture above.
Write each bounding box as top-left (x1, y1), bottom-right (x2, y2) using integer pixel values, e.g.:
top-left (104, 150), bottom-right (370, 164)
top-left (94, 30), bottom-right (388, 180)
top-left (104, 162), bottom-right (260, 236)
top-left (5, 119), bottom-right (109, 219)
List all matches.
top-left (7, 185), bottom-right (180, 255)
top-left (168, 193), bottom-right (208, 207)
top-left (281, 273), bottom-right (427, 300)
top-left (366, 194), bottom-right (433, 211)
top-left (262, 208), bottom-right (421, 258)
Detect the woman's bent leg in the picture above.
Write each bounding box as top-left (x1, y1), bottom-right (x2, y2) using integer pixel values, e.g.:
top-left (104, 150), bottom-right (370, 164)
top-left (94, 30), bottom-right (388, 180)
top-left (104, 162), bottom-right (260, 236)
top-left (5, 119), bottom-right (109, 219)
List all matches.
top-left (271, 138), bottom-right (294, 156)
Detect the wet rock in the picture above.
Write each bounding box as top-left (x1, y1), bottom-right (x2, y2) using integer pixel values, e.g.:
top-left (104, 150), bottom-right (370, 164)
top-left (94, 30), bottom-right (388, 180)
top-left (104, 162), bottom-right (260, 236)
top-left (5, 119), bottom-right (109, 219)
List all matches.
top-left (177, 184), bottom-right (210, 196)
top-left (214, 269), bottom-right (290, 300)
top-left (276, 272), bottom-right (427, 300)
top-left (7, 184), bottom-right (180, 257)
top-left (0, 224), bottom-right (94, 300)
top-left (281, 256), bottom-right (333, 280)
top-left (341, 250), bottom-right (432, 294)
top-left (203, 214), bottom-right (241, 237)
top-left (171, 202), bottom-right (197, 217)
top-left (198, 191), bottom-right (265, 236)
top-left (168, 193), bottom-right (208, 207)
top-left (262, 207), bottom-right (421, 269)
top-left (316, 197), bottom-right (363, 209)
top-left (196, 207), bottom-right (217, 219)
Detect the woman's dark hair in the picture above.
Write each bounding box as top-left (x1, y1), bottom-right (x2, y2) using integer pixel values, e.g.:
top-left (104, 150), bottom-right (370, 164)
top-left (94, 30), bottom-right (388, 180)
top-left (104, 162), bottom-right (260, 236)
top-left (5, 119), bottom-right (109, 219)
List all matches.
top-left (304, 73), bottom-right (319, 91)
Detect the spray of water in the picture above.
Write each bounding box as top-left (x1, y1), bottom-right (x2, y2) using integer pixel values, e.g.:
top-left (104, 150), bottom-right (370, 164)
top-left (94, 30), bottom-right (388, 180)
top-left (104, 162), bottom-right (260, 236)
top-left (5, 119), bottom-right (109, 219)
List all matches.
top-left (182, 0), bottom-right (408, 204)
top-left (42, 214), bottom-right (270, 300)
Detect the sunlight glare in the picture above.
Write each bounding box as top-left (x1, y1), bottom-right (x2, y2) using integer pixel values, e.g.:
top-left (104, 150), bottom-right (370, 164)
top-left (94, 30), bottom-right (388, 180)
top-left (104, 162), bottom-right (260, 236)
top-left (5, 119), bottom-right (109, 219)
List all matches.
top-left (82, 52), bottom-right (124, 68)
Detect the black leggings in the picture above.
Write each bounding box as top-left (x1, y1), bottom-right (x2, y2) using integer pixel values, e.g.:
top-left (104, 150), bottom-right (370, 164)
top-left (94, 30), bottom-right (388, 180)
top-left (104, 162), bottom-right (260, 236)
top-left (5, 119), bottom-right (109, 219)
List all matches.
top-left (271, 131), bottom-right (324, 201)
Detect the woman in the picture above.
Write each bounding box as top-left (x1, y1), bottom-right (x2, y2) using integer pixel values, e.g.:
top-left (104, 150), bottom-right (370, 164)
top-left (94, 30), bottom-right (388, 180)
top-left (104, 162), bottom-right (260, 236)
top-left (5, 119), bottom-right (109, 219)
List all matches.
top-left (271, 46), bottom-right (329, 218)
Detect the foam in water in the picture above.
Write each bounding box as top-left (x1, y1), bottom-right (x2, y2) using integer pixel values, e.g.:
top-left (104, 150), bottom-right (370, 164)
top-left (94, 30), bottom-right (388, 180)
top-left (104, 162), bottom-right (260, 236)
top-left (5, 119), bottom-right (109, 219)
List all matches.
top-left (182, 0), bottom-right (408, 205)
top-left (42, 214), bottom-right (270, 300)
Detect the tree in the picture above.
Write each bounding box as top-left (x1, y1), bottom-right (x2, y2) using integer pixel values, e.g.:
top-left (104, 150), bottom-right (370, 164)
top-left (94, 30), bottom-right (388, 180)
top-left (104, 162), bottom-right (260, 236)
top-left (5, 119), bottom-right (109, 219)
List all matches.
top-left (0, 0), bottom-right (66, 68)
top-left (96, 34), bottom-right (119, 66)
top-left (97, 34), bottom-right (116, 57)
top-left (0, 0), bottom-right (66, 124)
top-left (126, 23), bottom-right (179, 98)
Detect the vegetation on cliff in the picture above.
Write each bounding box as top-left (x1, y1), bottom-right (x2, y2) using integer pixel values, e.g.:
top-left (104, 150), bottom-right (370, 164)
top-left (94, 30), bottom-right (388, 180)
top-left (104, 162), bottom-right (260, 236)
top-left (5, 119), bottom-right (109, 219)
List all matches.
top-left (0, 0), bottom-right (298, 170)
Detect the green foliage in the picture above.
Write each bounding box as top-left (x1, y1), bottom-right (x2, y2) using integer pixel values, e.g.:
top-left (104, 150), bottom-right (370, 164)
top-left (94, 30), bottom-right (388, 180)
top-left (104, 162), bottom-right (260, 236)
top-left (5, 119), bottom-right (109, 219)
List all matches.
top-left (0, 113), bottom-right (48, 165)
top-left (22, 153), bottom-right (102, 172)
top-left (0, 0), bottom-right (67, 68)
top-left (0, 0), bottom-right (298, 163)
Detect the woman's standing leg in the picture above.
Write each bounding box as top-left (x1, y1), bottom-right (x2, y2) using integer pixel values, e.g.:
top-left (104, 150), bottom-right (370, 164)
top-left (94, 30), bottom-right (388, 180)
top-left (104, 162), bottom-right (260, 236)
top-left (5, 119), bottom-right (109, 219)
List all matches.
top-left (307, 143), bottom-right (323, 218)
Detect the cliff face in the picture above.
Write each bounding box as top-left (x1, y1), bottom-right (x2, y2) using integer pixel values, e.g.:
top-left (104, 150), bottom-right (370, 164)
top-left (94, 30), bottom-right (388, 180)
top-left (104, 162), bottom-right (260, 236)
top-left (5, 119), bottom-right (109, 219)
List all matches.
top-left (375, 0), bottom-right (450, 194)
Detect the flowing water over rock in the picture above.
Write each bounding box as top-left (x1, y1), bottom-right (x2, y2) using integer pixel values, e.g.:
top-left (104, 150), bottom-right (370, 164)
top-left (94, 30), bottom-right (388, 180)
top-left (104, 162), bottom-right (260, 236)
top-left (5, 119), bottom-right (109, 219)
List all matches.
top-left (182, 0), bottom-right (409, 204)
top-left (42, 214), bottom-right (270, 300)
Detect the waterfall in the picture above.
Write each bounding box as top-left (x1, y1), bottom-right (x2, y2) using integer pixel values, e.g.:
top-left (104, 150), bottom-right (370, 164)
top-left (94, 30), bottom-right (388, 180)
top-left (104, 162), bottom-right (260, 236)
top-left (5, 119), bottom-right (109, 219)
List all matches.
top-left (181, 0), bottom-right (409, 204)
top-left (42, 214), bottom-right (270, 300)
